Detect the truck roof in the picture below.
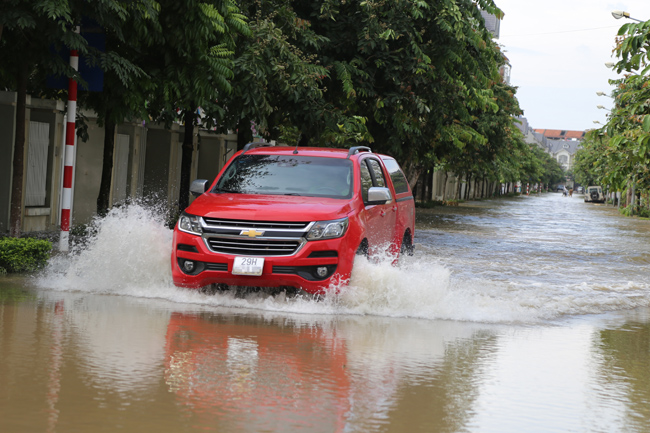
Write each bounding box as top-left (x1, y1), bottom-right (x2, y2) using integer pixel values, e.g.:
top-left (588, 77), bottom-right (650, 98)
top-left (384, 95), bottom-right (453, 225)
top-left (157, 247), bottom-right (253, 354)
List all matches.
top-left (243, 145), bottom-right (389, 160)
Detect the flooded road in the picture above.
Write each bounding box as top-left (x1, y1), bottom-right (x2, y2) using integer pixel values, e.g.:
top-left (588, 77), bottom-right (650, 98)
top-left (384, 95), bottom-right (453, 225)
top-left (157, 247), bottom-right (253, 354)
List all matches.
top-left (1, 193), bottom-right (650, 432)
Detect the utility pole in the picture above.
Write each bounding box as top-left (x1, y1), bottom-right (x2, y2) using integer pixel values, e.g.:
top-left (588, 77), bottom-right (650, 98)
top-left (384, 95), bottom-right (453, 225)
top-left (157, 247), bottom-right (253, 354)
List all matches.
top-left (58, 26), bottom-right (79, 252)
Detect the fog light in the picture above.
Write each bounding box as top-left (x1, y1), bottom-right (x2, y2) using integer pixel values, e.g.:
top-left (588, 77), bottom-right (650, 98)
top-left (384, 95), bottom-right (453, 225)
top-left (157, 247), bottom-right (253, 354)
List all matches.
top-left (316, 266), bottom-right (328, 278)
top-left (183, 260), bottom-right (195, 272)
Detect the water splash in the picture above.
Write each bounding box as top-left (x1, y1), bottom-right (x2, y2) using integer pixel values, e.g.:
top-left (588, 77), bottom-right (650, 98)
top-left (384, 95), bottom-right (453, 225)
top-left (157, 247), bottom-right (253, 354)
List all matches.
top-left (38, 203), bottom-right (174, 294)
top-left (34, 201), bottom-right (650, 324)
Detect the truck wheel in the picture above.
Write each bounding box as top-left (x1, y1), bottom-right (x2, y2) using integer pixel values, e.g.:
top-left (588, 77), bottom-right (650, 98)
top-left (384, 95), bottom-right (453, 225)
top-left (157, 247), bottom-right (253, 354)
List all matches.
top-left (400, 232), bottom-right (414, 256)
top-left (356, 240), bottom-right (369, 258)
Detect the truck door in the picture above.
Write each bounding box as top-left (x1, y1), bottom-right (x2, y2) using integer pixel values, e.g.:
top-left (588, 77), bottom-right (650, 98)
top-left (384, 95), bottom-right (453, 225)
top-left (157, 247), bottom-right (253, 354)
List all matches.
top-left (359, 156), bottom-right (397, 257)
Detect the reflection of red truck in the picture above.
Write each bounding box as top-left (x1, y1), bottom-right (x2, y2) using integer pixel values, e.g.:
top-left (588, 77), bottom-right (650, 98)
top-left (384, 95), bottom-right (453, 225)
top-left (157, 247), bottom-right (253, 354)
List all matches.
top-left (171, 145), bottom-right (415, 294)
top-left (164, 312), bottom-right (350, 431)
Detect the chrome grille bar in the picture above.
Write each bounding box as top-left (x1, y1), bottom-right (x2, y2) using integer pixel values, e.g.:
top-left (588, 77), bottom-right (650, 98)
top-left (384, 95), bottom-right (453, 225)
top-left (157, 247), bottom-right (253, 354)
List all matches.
top-left (202, 218), bottom-right (310, 230)
top-left (205, 236), bottom-right (304, 256)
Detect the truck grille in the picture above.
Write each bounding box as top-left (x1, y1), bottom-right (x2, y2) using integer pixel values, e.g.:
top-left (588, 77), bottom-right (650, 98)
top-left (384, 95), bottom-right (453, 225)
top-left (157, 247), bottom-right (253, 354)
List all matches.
top-left (202, 218), bottom-right (310, 230)
top-left (205, 237), bottom-right (303, 256)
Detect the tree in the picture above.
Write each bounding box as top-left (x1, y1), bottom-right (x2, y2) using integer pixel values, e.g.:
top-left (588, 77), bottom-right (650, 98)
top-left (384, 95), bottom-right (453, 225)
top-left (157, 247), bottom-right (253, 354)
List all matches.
top-left (290, 0), bottom-right (506, 186)
top-left (598, 19), bottom-right (650, 212)
top-left (0, 1), bottom-right (87, 237)
top-left (81, 1), bottom-right (160, 215)
top-left (143, 0), bottom-right (249, 212)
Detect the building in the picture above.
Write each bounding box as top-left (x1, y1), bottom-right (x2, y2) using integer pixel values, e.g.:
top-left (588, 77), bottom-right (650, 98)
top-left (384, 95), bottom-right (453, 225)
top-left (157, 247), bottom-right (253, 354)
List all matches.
top-left (0, 91), bottom-right (237, 235)
top-left (480, 10), bottom-right (500, 38)
top-left (546, 140), bottom-right (581, 171)
top-left (534, 129), bottom-right (586, 141)
top-left (514, 119), bottom-right (583, 171)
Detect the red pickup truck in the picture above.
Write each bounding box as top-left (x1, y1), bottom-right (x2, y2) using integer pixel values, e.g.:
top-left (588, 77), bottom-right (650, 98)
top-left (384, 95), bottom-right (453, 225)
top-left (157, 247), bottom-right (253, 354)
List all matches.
top-left (171, 144), bottom-right (415, 294)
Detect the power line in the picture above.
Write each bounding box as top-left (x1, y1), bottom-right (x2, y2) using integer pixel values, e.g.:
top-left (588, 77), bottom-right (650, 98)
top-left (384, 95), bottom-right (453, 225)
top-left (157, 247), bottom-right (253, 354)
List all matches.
top-left (500, 25), bottom-right (619, 38)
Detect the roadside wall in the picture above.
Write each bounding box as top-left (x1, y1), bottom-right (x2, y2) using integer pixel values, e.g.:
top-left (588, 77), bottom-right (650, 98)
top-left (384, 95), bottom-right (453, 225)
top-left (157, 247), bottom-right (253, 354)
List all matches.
top-left (0, 92), bottom-right (238, 235)
top-left (0, 92), bottom-right (16, 233)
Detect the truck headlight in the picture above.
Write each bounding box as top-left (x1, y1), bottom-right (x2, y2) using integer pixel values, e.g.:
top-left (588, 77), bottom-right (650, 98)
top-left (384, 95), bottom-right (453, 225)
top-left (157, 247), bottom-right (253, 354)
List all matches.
top-left (306, 217), bottom-right (348, 240)
top-left (178, 213), bottom-right (203, 235)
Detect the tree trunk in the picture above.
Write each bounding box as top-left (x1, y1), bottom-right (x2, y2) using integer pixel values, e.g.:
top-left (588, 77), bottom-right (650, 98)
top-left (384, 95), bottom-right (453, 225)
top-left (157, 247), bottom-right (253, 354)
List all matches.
top-left (298, 131), bottom-right (310, 147)
top-left (97, 116), bottom-right (116, 216)
top-left (9, 60), bottom-right (28, 237)
top-left (237, 117), bottom-right (253, 151)
top-left (404, 160), bottom-right (421, 192)
top-left (178, 109), bottom-right (195, 212)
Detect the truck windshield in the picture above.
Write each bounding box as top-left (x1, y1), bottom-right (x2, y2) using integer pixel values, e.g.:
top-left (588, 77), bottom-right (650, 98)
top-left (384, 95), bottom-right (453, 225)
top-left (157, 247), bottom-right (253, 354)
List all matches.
top-left (214, 154), bottom-right (353, 198)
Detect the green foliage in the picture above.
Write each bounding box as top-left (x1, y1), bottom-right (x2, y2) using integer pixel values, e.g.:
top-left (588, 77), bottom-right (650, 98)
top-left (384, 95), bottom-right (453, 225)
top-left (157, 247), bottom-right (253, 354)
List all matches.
top-left (589, 17), bottom-right (650, 213)
top-left (1, 0), bottom-right (553, 210)
top-left (0, 238), bottom-right (52, 274)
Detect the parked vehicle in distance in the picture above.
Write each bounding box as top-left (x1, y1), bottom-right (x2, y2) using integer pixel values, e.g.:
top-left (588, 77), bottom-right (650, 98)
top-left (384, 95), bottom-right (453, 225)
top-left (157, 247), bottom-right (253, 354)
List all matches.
top-left (576, 186), bottom-right (584, 194)
top-left (556, 185), bottom-right (565, 192)
top-left (171, 143), bottom-right (416, 295)
top-left (584, 186), bottom-right (605, 203)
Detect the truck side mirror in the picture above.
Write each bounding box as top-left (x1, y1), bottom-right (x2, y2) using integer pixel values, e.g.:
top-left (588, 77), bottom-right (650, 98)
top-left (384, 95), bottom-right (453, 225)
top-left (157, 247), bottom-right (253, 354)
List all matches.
top-left (190, 179), bottom-right (209, 197)
top-left (367, 187), bottom-right (392, 205)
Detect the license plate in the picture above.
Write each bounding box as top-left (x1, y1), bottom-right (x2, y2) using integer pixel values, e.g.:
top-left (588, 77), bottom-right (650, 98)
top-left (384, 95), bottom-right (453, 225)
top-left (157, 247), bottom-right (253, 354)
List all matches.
top-left (232, 257), bottom-right (264, 276)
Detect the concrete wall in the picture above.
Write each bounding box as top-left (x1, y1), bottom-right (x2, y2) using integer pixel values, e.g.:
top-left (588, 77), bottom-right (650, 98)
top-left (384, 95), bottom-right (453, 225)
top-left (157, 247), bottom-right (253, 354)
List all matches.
top-left (197, 132), bottom-right (237, 183)
top-left (72, 114), bottom-right (105, 225)
top-left (0, 91), bottom-right (240, 234)
top-left (143, 125), bottom-right (175, 206)
top-left (0, 93), bottom-right (16, 233)
top-left (0, 92), bottom-right (66, 233)
top-left (23, 98), bottom-right (65, 232)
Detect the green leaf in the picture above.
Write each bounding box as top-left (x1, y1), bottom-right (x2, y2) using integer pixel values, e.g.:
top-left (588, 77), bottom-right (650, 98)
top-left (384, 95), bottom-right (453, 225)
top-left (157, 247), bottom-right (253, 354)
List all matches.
top-left (643, 115), bottom-right (650, 132)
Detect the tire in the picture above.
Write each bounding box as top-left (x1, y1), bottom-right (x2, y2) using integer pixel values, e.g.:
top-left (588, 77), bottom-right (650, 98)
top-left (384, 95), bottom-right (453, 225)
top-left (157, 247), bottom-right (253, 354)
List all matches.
top-left (356, 240), bottom-right (369, 258)
top-left (400, 232), bottom-right (414, 257)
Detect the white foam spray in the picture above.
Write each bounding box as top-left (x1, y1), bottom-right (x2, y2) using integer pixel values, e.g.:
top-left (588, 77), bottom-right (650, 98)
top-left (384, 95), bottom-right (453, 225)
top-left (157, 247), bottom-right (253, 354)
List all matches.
top-left (35, 203), bottom-right (650, 324)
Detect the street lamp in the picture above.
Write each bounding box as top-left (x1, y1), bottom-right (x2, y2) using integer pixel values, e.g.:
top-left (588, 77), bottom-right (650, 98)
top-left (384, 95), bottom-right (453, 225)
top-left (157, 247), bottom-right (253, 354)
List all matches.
top-left (605, 62), bottom-right (616, 68)
top-left (593, 120), bottom-right (602, 124)
top-left (597, 105), bottom-right (610, 111)
top-left (596, 91), bottom-right (610, 97)
top-left (611, 10), bottom-right (644, 22)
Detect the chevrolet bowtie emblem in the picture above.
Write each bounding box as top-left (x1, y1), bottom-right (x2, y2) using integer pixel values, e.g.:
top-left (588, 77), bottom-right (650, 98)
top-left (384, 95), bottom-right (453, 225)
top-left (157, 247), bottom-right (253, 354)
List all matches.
top-left (241, 229), bottom-right (264, 238)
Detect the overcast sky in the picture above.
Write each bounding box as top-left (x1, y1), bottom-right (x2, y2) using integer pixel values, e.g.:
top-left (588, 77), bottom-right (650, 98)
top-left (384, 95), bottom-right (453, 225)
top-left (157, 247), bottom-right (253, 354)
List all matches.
top-left (494, 0), bottom-right (650, 132)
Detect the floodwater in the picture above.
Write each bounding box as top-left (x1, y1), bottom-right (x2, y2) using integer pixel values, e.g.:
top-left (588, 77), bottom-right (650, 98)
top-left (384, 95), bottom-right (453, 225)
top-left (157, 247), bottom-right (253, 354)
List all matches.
top-left (1, 193), bottom-right (650, 432)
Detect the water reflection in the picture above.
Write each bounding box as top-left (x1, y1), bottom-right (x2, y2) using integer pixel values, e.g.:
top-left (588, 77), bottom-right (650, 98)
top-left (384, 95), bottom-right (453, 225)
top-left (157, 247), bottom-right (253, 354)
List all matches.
top-left (596, 310), bottom-right (650, 433)
top-left (1, 289), bottom-right (501, 432)
top-left (3, 286), bottom-right (650, 431)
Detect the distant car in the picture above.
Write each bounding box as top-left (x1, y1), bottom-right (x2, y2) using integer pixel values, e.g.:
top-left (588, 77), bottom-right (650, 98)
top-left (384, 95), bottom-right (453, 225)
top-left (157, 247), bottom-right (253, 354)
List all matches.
top-left (584, 186), bottom-right (605, 203)
top-left (576, 186), bottom-right (584, 194)
top-left (556, 185), bottom-right (565, 192)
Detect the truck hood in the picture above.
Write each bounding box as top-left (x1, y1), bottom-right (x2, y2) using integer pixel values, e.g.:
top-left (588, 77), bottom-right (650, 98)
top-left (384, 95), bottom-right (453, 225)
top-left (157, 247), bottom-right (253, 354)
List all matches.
top-left (186, 193), bottom-right (355, 222)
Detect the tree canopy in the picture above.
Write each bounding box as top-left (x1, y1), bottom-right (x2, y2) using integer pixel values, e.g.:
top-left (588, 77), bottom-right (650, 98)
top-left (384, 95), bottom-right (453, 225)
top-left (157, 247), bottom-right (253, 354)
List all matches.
top-left (574, 18), bottom-right (650, 214)
top-left (0, 0), bottom-right (565, 229)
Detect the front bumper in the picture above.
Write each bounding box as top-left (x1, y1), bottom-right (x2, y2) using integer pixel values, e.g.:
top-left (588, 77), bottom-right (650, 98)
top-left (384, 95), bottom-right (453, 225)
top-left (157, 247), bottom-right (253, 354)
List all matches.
top-left (171, 228), bottom-right (357, 294)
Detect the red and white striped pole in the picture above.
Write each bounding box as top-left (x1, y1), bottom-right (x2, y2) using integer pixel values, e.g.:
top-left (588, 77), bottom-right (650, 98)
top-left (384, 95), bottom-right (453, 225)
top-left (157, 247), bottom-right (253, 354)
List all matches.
top-left (526, 183), bottom-right (529, 195)
top-left (59, 26), bottom-right (79, 252)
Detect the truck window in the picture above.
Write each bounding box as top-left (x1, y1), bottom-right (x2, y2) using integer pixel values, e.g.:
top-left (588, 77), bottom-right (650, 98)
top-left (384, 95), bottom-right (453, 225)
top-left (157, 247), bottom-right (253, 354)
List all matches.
top-left (367, 159), bottom-right (386, 187)
top-left (382, 158), bottom-right (410, 194)
top-left (360, 160), bottom-right (372, 203)
top-left (215, 154), bottom-right (353, 198)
